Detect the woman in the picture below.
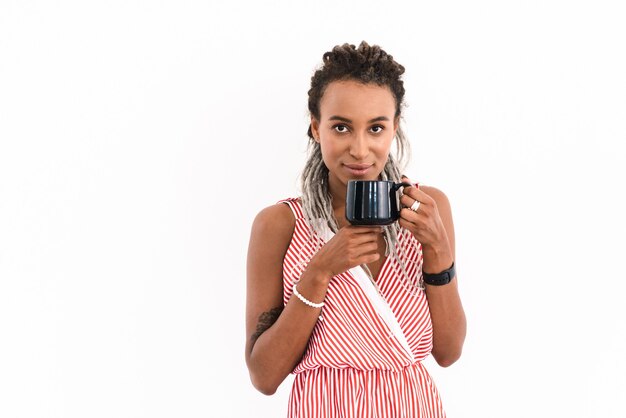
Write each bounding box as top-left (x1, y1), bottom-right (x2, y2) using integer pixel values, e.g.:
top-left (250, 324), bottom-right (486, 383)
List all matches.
top-left (245, 41), bottom-right (466, 417)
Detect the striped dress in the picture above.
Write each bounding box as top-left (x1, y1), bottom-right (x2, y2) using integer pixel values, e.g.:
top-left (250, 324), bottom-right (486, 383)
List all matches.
top-left (279, 196), bottom-right (446, 418)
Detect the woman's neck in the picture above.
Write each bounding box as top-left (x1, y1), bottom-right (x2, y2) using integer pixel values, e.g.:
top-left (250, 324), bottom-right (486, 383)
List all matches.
top-left (327, 174), bottom-right (349, 228)
top-left (328, 173), bottom-right (347, 209)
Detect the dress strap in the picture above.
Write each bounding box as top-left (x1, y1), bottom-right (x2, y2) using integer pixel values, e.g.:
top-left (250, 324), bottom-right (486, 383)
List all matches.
top-left (277, 198), bottom-right (305, 221)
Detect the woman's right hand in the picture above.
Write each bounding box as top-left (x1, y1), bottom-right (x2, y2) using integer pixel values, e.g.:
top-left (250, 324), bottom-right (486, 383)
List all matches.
top-left (307, 226), bottom-right (383, 278)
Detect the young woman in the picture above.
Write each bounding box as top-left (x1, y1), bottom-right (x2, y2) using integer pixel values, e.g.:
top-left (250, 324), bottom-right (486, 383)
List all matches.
top-left (245, 41), bottom-right (466, 417)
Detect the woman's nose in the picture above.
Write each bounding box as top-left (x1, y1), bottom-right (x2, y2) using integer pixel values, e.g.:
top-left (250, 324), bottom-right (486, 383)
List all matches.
top-left (349, 134), bottom-right (369, 159)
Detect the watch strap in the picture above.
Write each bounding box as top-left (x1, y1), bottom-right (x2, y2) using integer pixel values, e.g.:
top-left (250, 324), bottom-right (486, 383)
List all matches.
top-left (422, 262), bottom-right (456, 286)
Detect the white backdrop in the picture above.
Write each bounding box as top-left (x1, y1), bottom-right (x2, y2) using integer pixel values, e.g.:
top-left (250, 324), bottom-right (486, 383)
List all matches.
top-left (1, 1), bottom-right (625, 417)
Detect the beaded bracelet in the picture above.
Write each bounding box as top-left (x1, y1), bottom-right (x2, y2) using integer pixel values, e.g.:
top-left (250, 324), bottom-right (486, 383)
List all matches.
top-left (292, 284), bottom-right (325, 309)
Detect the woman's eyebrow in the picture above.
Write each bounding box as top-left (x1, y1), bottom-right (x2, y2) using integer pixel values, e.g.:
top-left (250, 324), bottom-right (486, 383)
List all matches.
top-left (328, 115), bottom-right (390, 123)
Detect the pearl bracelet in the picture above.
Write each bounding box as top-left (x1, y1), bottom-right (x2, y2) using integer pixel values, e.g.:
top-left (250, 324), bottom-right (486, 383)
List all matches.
top-left (292, 284), bottom-right (325, 309)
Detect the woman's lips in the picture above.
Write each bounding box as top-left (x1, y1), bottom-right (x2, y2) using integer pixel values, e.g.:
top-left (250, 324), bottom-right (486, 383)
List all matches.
top-left (343, 163), bottom-right (373, 176)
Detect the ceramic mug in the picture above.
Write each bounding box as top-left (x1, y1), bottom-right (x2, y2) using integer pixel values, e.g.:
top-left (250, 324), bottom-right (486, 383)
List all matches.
top-left (346, 180), bottom-right (412, 226)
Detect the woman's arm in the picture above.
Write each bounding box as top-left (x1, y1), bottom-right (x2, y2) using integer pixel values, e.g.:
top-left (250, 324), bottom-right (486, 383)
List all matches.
top-left (245, 203), bottom-right (383, 394)
top-left (245, 204), bottom-right (330, 395)
top-left (418, 185), bottom-right (466, 367)
top-left (399, 181), bottom-right (467, 367)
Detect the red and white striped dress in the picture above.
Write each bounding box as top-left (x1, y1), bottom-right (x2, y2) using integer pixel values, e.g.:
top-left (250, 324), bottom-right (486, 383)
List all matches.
top-left (279, 196), bottom-right (446, 417)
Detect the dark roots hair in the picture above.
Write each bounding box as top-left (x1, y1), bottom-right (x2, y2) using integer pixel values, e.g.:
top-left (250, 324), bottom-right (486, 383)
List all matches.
top-left (307, 41), bottom-right (406, 138)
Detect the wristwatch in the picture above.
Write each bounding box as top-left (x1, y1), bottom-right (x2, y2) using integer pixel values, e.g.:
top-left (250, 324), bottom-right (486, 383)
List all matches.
top-left (422, 262), bottom-right (456, 286)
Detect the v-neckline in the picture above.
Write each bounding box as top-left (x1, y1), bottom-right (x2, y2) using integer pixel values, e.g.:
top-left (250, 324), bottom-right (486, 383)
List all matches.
top-left (364, 254), bottom-right (390, 284)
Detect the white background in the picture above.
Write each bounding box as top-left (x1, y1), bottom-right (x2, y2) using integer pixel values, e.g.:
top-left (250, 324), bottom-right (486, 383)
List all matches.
top-left (1, 1), bottom-right (625, 417)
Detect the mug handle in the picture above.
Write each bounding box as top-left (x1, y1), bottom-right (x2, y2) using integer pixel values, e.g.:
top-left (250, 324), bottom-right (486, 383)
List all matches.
top-left (392, 182), bottom-right (413, 192)
top-left (390, 182), bottom-right (414, 221)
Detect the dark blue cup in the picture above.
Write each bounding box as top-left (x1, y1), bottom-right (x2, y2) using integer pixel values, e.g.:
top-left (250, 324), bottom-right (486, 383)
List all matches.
top-left (346, 180), bottom-right (412, 226)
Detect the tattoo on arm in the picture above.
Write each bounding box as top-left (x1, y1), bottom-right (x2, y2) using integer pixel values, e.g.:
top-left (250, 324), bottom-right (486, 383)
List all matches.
top-left (250, 306), bottom-right (284, 345)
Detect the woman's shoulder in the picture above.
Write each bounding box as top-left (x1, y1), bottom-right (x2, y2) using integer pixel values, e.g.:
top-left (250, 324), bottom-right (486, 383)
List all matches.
top-left (250, 199), bottom-right (299, 241)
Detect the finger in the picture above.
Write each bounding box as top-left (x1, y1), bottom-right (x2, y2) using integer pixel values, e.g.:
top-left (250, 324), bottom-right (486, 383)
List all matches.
top-left (344, 226), bottom-right (385, 239)
top-left (350, 233), bottom-right (381, 245)
top-left (399, 210), bottom-right (428, 231)
top-left (406, 190), bottom-right (434, 211)
top-left (403, 207), bottom-right (428, 219)
top-left (400, 194), bottom-right (420, 209)
top-left (355, 242), bottom-right (379, 255)
top-left (401, 183), bottom-right (419, 200)
top-left (400, 176), bottom-right (419, 188)
top-left (398, 214), bottom-right (421, 230)
top-left (399, 207), bottom-right (411, 217)
top-left (402, 186), bottom-right (435, 207)
top-left (347, 243), bottom-right (378, 266)
top-left (400, 176), bottom-right (415, 195)
top-left (398, 217), bottom-right (411, 230)
top-left (361, 252), bottom-right (380, 264)
top-left (348, 225), bottom-right (385, 233)
top-left (399, 208), bottom-right (421, 223)
top-left (357, 253), bottom-right (380, 266)
top-left (346, 227), bottom-right (385, 242)
top-left (401, 177), bottom-right (426, 205)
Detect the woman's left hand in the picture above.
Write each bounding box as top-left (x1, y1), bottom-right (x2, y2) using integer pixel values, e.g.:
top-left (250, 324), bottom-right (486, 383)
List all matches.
top-left (399, 176), bottom-right (465, 368)
top-left (398, 176), bottom-right (451, 254)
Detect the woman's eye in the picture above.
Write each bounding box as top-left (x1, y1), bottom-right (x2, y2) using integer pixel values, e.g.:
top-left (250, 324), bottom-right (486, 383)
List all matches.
top-left (332, 124), bottom-right (384, 134)
top-left (333, 125), bottom-right (349, 133)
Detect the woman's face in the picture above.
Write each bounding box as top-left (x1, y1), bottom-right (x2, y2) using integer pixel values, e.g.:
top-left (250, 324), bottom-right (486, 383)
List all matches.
top-left (310, 80), bottom-right (398, 189)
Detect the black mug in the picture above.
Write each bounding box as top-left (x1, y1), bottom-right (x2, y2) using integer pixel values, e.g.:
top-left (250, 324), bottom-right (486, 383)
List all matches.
top-left (346, 180), bottom-right (412, 226)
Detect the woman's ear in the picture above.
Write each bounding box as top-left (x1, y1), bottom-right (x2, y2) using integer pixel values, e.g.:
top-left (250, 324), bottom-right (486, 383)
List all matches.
top-left (310, 117), bottom-right (321, 143)
top-left (393, 116), bottom-right (400, 137)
